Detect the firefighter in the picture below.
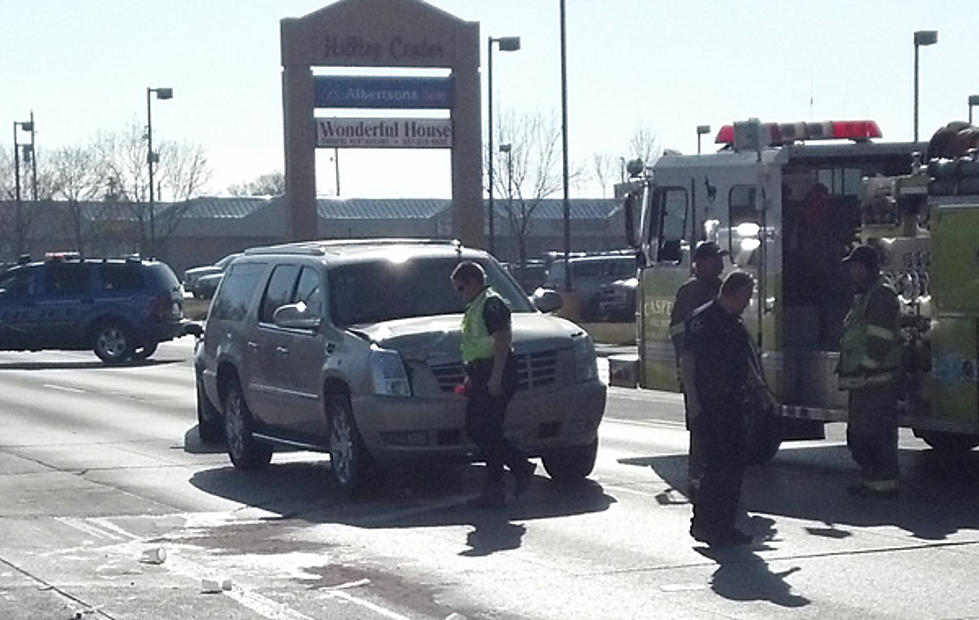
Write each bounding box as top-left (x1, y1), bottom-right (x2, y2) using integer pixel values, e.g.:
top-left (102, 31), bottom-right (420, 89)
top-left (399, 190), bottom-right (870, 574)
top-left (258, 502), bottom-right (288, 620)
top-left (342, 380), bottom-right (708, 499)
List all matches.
top-left (837, 245), bottom-right (901, 498)
top-left (451, 261), bottom-right (536, 508)
top-left (681, 271), bottom-right (757, 546)
top-left (670, 241), bottom-right (728, 499)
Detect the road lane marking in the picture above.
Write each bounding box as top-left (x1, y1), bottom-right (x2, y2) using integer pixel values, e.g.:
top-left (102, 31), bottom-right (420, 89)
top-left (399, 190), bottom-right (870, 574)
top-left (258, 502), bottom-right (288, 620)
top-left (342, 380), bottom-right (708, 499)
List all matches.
top-left (603, 417), bottom-right (686, 429)
top-left (56, 517), bottom-right (125, 541)
top-left (42, 383), bottom-right (86, 394)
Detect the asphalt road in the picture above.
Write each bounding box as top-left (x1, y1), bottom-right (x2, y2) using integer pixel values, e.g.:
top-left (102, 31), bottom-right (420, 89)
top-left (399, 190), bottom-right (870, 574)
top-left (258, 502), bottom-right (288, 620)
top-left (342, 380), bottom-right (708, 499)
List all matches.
top-left (0, 338), bottom-right (977, 619)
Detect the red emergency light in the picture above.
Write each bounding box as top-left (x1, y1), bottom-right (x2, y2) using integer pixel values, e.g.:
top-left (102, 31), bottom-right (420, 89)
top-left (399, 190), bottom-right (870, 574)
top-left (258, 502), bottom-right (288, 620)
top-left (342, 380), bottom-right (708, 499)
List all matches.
top-left (714, 120), bottom-right (883, 145)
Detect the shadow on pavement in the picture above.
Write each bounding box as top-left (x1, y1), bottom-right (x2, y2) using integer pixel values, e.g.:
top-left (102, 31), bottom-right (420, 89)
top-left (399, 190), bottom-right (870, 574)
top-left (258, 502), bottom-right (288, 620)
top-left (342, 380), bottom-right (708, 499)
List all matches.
top-left (188, 456), bottom-right (616, 548)
top-left (620, 444), bottom-right (979, 542)
top-left (694, 516), bottom-right (810, 608)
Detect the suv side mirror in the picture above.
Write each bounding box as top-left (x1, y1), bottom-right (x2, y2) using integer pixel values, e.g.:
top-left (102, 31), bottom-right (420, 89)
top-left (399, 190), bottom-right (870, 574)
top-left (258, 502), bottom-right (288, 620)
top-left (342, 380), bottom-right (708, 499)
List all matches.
top-left (531, 288), bottom-right (563, 313)
top-left (273, 303), bottom-right (322, 331)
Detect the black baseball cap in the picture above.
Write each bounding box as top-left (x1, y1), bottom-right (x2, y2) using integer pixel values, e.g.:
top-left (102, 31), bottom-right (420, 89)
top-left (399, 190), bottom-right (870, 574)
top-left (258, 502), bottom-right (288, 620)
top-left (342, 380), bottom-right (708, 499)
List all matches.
top-left (693, 241), bottom-right (729, 261)
top-left (842, 245), bottom-right (879, 271)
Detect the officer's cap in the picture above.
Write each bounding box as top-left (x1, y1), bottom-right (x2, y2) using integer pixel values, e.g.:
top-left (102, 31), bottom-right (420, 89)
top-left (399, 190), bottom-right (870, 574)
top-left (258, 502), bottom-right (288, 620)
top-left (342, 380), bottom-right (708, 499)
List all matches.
top-left (842, 245), bottom-right (879, 271)
top-left (693, 241), bottom-right (728, 261)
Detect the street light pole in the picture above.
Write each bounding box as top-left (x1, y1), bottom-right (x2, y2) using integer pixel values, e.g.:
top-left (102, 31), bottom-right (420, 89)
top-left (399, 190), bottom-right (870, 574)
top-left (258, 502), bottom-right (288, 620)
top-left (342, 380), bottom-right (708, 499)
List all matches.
top-left (969, 95), bottom-right (979, 125)
top-left (12, 117), bottom-right (34, 258)
top-left (487, 35), bottom-right (520, 257)
top-left (146, 86), bottom-right (173, 258)
top-left (12, 122), bottom-right (22, 257)
top-left (696, 124), bottom-right (711, 155)
top-left (560, 0), bottom-right (571, 292)
top-left (913, 30), bottom-right (937, 142)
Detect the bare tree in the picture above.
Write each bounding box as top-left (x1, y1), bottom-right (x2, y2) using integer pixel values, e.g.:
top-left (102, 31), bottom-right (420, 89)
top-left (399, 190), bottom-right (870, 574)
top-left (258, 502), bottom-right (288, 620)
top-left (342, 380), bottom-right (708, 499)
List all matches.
top-left (93, 119), bottom-right (211, 257)
top-left (590, 152), bottom-right (617, 198)
top-left (154, 141), bottom-right (212, 245)
top-left (492, 108), bottom-right (583, 267)
top-left (627, 124), bottom-right (661, 169)
top-left (47, 144), bottom-right (109, 256)
top-left (228, 171), bottom-right (285, 197)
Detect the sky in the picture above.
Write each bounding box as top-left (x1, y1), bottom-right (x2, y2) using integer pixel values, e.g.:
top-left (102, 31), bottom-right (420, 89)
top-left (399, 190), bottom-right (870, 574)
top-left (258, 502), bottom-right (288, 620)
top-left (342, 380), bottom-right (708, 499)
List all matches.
top-left (1, 0), bottom-right (974, 199)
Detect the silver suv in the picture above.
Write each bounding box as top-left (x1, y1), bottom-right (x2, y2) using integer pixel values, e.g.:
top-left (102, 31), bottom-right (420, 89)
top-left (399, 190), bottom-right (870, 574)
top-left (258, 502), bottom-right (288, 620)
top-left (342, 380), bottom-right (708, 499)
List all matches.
top-left (193, 239), bottom-right (607, 494)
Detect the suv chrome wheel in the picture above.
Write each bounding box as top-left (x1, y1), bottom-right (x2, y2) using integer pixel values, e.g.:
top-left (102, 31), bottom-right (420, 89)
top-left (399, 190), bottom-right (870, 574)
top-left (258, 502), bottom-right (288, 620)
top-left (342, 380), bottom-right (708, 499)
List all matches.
top-left (328, 394), bottom-right (375, 495)
top-left (224, 381), bottom-right (272, 469)
top-left (93, 323), bottom-right (134, 364)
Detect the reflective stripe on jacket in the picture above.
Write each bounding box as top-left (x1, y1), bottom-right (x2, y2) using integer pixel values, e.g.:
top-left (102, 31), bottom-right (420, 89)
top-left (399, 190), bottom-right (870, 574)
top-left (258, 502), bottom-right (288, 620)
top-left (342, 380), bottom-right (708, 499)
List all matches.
top-left (460, 287), bottom-right (504, 363)
top-left (838, 277), bottom-right (901, 390)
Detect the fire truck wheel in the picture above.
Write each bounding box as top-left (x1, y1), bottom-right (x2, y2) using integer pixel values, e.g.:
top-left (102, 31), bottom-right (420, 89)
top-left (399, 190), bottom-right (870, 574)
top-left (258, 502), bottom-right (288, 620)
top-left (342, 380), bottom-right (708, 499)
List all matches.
top-left (915, 430), bottom-right (979, 454)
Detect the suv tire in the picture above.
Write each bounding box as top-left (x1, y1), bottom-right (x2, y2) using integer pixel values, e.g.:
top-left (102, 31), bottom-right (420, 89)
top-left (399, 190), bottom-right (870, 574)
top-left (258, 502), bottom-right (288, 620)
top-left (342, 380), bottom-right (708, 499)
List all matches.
top-left (327, 393), bottom-right (377, 496)
top-left (132, 342), bottom-right (159, 361)
top-left (196, 374), bottom-right (223, 444)
top-left (224, 380), bottom-right (273, 469)
top-left (93, 322), bottom-right (135, 364)
top-left (543, 437), bottom-right (598, 483)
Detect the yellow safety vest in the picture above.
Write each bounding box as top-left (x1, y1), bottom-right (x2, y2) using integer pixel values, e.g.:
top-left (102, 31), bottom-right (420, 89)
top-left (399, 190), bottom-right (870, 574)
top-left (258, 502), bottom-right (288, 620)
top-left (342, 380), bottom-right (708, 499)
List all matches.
top-left (460, 287), bottom-right (505, 363)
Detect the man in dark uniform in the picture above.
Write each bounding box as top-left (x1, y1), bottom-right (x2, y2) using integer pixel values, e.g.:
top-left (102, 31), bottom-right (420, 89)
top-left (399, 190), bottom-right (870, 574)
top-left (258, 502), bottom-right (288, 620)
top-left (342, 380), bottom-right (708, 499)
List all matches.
top-left (670, 241), bottom-right (728, 499)
top-left (837, 245), bottom-right (901, 498)
top-left (681, 271), bottom-right (756, 546)
top-left (451, 261), bottom-right (536, 508)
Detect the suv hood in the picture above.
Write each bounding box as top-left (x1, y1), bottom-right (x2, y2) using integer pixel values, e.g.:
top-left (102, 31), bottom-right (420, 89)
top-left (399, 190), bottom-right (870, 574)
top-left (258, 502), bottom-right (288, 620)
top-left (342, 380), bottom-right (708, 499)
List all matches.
top-left (350, 313), bottom-right (584, 361)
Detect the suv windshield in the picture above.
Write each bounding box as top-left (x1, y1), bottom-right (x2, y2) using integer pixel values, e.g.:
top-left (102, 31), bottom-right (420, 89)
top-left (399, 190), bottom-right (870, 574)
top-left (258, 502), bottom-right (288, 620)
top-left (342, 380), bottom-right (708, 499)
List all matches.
top-left (329, 256), bottom-right (532, 326)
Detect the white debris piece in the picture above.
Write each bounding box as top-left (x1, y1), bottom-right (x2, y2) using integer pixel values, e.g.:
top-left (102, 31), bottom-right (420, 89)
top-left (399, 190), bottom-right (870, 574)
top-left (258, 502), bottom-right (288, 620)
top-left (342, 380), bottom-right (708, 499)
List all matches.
top-left (201, 577), bottom-right (233, 593)
top-left (444, 613), bottom-right (467, 620)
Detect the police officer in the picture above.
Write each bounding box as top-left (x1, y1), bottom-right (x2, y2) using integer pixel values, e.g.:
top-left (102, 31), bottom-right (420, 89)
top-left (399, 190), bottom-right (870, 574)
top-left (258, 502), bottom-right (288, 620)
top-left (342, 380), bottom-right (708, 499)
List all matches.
top-left (681, 271), bottom-right (756, 546)
top-left (451, 261), bottom-right (536, 508)
top-left (670, 241), bottom-right (728, 499)
top-left (838, 245), bottom-right (901, 498)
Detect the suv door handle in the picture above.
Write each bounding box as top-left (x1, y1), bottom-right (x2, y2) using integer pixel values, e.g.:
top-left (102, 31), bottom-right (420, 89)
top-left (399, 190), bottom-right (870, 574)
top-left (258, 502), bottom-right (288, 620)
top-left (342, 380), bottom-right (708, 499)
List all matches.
top-left (276, 345), bottom-right (289, 355)
top-left (247, 341), bottom-right (259, 350)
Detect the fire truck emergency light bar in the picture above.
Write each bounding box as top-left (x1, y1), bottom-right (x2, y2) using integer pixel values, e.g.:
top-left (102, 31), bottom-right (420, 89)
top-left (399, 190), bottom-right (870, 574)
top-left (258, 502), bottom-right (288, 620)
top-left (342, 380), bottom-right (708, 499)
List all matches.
top-left (715, 120), bottom-right (882, 145)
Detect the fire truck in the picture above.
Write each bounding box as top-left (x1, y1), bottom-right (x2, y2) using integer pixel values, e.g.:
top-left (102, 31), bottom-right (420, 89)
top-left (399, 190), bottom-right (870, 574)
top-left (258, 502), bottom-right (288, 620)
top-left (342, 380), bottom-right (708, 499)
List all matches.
top-left (623, 119), bottom-right (979, 462)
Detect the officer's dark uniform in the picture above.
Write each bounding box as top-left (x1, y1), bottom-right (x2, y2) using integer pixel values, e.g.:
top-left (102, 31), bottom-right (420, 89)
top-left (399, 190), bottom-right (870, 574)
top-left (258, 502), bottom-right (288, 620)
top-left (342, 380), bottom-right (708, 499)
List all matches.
top-left (684, 299), bottom-right (754, 540)
top-left (462, 288), bottom-right (533, 503)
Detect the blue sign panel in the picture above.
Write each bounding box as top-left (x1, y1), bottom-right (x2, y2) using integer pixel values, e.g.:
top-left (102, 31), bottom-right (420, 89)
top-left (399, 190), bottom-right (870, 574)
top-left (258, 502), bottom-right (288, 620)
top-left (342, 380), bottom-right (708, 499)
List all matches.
top-left (314, 76), bottom-right (454, 109)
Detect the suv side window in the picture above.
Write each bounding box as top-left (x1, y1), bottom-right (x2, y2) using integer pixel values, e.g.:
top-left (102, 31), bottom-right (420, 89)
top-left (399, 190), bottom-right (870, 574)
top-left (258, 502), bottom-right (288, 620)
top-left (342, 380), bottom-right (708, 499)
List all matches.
top-left (259, 264), bottom-right (300, 324)
top-left (211, 262), bottom-right (266, 322)
top-left (0, 267), bottom-right (36, 298)
top-left (98, 263), bottom-right (144, 292)
top-left (293, 266), bottom-right (324, 318)
top-left (44, 263), bottom-right (92, 296)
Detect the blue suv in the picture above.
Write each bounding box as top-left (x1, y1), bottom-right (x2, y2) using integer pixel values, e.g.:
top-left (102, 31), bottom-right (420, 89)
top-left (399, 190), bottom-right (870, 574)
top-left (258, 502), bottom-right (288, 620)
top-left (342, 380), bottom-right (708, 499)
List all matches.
top-left (0, 255), bottom-right (189, 363)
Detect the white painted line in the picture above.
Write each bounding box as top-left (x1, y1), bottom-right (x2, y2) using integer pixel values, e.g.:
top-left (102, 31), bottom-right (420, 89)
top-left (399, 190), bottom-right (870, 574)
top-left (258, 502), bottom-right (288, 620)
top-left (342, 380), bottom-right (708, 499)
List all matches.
top-left (55, 517), bottom-right (124, 541)
top-left (600, 483), bottom-right (670, 499)
top-left (327, 589), bottom-right (411, 620)
top-left (604, 417), bottom-right (686, 430)
top-left (42, 384), bottom-right (86, 394)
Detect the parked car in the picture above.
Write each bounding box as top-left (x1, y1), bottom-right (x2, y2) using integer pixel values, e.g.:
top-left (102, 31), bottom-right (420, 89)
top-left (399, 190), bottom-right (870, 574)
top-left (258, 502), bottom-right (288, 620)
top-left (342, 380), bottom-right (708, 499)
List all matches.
top-left (0, 255), bottom-right (189, 363)
top-left (193, 272), bottom-right (224, 300)
top-left (596, 276), bottom-right (639, 322)
top-left (184, 252), bottom-right (240, 298)
top-left (193, 239), bottom-right (607, 495)
top-left (503, 259), bottom-right (549, 294)
top-left (544, 254), bottom-right (637, 321)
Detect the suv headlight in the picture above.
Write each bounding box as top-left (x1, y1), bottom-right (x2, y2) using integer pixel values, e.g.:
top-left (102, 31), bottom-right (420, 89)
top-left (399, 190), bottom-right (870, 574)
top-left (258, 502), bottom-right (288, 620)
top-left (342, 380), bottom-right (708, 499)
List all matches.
top-left (572, 334), bottom-right (598, 383)
top-left (369, 346), bottom-right (412, 397)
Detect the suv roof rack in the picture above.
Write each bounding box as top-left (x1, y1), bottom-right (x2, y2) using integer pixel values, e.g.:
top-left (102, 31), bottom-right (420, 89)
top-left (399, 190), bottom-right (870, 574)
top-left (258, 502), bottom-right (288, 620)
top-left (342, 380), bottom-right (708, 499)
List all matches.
top-left (244, 238), bottom-right (463, 256)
